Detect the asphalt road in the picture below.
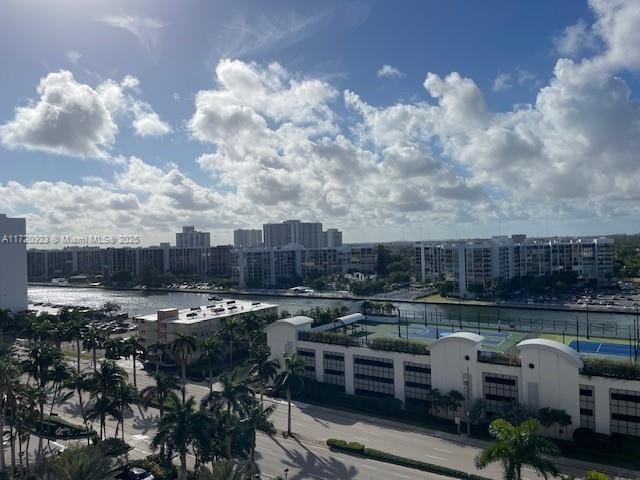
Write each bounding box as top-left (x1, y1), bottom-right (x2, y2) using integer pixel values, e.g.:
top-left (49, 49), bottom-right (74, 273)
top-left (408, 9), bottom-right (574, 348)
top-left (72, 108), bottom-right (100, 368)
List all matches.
top-left (9, 354), bottom-right (639, 480)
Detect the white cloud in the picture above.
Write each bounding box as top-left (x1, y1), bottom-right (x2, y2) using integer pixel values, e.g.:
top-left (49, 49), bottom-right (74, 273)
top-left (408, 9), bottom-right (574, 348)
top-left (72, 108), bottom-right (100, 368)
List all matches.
top-left (554, 19), bottom-right (596, 57)
top-left (492, 73), bottom-right (512, 92)
top-left (377, 65), bottom-right (405, 79)
top-left (99, 14), bottom-right (165, 54)
top-left (0, 71), bottom-right (171, 159)
top-left (66, 50), bottom-right (82, 64)
top-left (492, 69), bottom-right (538, 92)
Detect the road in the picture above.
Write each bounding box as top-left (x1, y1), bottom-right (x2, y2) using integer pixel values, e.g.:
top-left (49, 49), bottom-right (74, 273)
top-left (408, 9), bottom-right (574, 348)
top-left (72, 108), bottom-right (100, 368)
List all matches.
top-left (11, 354), bottom-right (639, 479)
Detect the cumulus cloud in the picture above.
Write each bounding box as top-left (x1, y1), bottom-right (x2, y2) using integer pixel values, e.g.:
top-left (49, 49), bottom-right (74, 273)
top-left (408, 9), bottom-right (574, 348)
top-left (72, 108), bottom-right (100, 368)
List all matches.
top-left (0, 71), bottom-right (171, 159)
top-left (377, 65), bottom-right (405, 79)
top-left (554, 19), bottom-right (596, 57)
top-left (492, 69), bottom-right (538, 92)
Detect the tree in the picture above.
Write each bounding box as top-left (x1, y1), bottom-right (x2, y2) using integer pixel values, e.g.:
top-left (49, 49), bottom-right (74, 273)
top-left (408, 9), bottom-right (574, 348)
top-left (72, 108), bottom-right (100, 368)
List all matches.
top-left (243, 401), bottom-right (276, 473)
top-left (274, 353), bottom-right (305, 436)
top-left (171, 333), bottom-right (198, 403)
top-left (65, 370), bottom-right (90, 431)
top-left (201, 369), bottom-right (254, 458)
top-left (103, 337), bottom-right (124, 360)
top-left (147, 340), bottom-right (166, 375)
top-left (151, 397), bottom-right (209, 480)
top-left (0, 358), bottom-right (20, 473)
top-left (83, 326), bottom-right (106, 372)
top-left (65, 311), bottom-right (88, 373)
top-left (220, 317), bottom-right (244, 367)
top-left (248, 344), bottom-right (280, 404)
top-left (113, 382), bottom-right (138, 441)
top-left (46, 444), bottom-right (116, 480)
top-left (122, 336), bottom-right (145, 388)
top-left (475, 418), bottom-right (560, 480)
top-left (86, 360), bottom-right (127, 439)
top-left (200, 336), bottom-right (224, 394)
top-left (102, 302), bottom-right (121, 319)
top-left (140, 373), bottom-right (180, 419)
top-left (196, 461), bottom-right (250, 480)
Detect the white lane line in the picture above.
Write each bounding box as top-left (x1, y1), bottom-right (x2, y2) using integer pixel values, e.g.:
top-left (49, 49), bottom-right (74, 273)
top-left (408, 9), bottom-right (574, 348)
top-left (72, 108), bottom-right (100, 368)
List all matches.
top-left (393, 474), bottom-right (411, 479)
top-left (433, 447), bottom-right (453, 454)
top-left (361, 464), bottom-right (378, 470)
top-left (424, 453), bottom-right (447, 462)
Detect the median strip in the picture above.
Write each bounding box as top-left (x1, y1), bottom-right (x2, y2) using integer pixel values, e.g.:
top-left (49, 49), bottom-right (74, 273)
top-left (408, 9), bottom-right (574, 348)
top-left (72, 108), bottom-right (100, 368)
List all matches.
top-left (326, 438), bottom-right (491, 480)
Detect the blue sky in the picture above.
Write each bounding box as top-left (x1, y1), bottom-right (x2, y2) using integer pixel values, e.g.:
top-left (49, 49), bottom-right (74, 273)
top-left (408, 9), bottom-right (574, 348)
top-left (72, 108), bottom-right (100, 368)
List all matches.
top-left (1, 0), bottom-right (639, 245)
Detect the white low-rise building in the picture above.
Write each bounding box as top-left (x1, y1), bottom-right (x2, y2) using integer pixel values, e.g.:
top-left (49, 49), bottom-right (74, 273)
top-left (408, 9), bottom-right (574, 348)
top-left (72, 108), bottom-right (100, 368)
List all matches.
top-left (136, 298), bottom-right (277, 354)
top-left (267, 316), bottom-right (640, 438)
top-left (0, 214), bottom-right (28, 312)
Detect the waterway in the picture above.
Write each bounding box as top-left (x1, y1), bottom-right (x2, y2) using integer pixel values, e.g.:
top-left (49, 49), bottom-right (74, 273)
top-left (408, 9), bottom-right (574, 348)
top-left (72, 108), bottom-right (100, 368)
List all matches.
top-left (28, 285), bottom-right (640, 336)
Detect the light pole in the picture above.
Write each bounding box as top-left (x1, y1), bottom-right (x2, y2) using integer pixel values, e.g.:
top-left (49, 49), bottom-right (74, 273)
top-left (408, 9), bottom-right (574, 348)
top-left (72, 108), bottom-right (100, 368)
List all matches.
top-left (284, 468), bottom-right (289, 480)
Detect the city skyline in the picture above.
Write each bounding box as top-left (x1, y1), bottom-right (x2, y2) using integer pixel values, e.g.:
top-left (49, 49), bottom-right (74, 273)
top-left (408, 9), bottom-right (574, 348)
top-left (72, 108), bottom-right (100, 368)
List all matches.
top-left (2, 1), bottom-right (640, 246)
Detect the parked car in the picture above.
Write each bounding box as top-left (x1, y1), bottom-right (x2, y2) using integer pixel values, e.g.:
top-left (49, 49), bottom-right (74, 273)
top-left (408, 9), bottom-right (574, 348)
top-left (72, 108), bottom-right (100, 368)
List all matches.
top-left (115, 467), bottom-right (156, 480)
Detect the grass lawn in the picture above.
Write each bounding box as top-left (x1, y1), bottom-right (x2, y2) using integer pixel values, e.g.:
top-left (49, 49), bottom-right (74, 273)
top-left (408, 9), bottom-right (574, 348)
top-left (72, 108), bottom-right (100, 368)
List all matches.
top-left (416, 293), bottom-right (494, 306)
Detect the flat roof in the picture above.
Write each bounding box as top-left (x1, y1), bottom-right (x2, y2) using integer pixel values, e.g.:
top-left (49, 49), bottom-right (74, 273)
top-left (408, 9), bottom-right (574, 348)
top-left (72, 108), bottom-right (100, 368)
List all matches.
top-left (135, 299), bottom-right (277, 325)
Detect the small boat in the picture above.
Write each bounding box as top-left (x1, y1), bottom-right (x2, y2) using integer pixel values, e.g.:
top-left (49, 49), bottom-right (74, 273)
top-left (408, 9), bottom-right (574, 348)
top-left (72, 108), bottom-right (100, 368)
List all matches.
top-left (208, 295), bottom-right (222, 301)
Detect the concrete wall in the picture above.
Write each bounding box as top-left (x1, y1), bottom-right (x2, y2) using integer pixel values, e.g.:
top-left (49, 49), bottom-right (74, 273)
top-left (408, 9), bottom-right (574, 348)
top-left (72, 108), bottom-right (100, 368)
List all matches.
top-left (0, 214), bottom-right (28, 311)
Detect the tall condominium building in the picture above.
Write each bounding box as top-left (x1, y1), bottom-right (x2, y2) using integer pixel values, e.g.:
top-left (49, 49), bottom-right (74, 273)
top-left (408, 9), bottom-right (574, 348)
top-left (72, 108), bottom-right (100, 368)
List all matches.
top-left (232, 244), bottom-right (376, 288)
top-left (233, 229), bottom-right (263, 248)
top-left (27, 245), bottom-right (232, 281)
top-left (0, 214), bottom-right (28, 311)
top-left (415, 235), bottom-right (614, 298)
top-left (176, 226), bottom-right (211, 248)
top-left (323, 228), bottom-right (343, 247)
top-left (263, 220), bottom-right (324, 248)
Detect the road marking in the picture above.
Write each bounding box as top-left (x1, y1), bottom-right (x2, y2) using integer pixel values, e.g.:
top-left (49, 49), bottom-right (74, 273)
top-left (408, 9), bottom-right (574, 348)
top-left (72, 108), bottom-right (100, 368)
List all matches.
top-left (353, 436), bottom-right (368, 442)
top-left (361, 464), bottom-right (378, 470)
top-left (433, 447), bottom-right (453, 454)
top-left (393, 473), bottom-right (411, 479)
top-left (424, 453), bottom-right (447, 462)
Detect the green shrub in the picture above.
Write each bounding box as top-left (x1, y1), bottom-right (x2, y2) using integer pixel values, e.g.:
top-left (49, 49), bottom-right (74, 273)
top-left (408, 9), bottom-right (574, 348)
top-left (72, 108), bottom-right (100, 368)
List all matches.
top-left (368, 337), bottom-right (430, 355)
top-left (129, 455), bottom-right (176, 480)
top-left (299, 330), bottom-right (360, 347)
top-left (586, 471), bottom-right (608, 480)
top-left (582, 358), bottom-right (640, 380)
top-left (327, 438), bottom-right (490, 480)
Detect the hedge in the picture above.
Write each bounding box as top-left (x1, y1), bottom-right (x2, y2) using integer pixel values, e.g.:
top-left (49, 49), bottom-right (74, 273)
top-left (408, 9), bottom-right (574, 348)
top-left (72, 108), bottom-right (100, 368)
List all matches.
top-left (298, 330), bottom-right (360, 347)
top-left (581, 358), bottom-right (640, 381)
top-left (368, 337), bottom-right (430, 355)
top-left (327, 438), bottom-right (491, 480)
top-left (129, 455), bottom-right (176, 480)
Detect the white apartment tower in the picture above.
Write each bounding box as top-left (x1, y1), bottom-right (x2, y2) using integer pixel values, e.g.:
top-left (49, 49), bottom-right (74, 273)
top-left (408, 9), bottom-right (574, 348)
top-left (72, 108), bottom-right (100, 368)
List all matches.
top-left (263, 220), bottom-right (324, 248)
top-left (176, 226), bottom-right (211, 248)
top-left (233, 229), bottom-right (263, 248)
top-left (0, 214), bottom-right (28, 311)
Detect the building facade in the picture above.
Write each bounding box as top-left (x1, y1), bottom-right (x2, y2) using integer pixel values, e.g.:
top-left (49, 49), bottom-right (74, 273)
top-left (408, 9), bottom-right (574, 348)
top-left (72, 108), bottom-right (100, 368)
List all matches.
top-left (27, 245), bottom-right (232, 281)
top-left (268, 316), bottom-right (640, 438)
top-left (176, 226), bottom-right (211, 248)
top-left (323, 228), bottom-right (343, 248)
top-left (415, 236), bottom-right (614, 297)
top-left (232, 244), bottom-right (376, 288)
top-left (263, 220), bottom-right (324, 248)
top-left (233, 229), bottom-right (263, 248)
top-left (0, 214), bottom-right (28, 311)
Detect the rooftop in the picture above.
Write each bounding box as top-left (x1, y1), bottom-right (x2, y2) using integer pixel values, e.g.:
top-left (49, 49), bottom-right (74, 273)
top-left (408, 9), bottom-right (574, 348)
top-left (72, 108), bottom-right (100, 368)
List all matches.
top-left (135, 298), bottom-right (277, 325)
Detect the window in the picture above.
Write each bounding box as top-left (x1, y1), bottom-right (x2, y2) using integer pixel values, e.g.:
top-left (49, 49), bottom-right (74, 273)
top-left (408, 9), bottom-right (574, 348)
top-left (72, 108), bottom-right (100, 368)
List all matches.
top-left (579, 384), bottom-right (595, 430)
top-left (610, 388), bottom-right (640, 436)
top-left (483, 372), bottom-right (518, 414)
top-left (297, 348), bottom-right (316, 379)
top-left (323, 351), bottom-right (345, 390)
top-left (404, 361), bottom-right (431, 400)
top-left (354, 354), bottom-right (394, 398)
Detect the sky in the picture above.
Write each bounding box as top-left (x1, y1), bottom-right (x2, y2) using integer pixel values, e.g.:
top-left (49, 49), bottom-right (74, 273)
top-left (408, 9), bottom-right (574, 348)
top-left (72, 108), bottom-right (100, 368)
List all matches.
top-left (1, 0), bottom-right (640, 246)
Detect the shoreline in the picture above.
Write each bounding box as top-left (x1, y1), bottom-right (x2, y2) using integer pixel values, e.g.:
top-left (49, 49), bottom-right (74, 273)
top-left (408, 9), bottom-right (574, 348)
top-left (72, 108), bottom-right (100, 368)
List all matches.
top-left (28, 282), bottom-right (639, 316)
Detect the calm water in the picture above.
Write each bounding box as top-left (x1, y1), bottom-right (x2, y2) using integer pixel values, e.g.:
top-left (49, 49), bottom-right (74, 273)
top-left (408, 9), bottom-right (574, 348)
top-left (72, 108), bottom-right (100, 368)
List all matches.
top-left (28, 286), bottom-right (639, 333)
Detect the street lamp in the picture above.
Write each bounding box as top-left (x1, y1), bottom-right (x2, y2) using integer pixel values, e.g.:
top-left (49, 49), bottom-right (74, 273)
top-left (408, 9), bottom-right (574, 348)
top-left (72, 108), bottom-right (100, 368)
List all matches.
top-left (284, 468), bottom-right (289, 480)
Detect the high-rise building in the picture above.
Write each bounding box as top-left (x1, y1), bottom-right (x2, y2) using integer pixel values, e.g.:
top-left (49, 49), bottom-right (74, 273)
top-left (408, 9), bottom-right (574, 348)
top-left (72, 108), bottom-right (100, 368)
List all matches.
top-left (0, 214), bottom-right (28, 311)
top-left (176, 226), bottom-right (211, 248)
top-left (415, 235), bottom-right (614, 298)
top-left (233, 229), bottom-right (263, 248)
top-left (263, 220), bottom-right (324, 248)
top-left (323, 228), bottom-right (343, 247)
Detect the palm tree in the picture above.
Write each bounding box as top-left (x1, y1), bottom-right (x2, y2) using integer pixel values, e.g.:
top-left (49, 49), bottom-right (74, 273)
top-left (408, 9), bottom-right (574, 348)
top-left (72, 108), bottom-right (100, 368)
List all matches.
top-left (65, 311), bottom-right (88, 373)
top-left (273, 353), bottom-right (305, 436)
top-left (200, 336), bottom-right (224, 394)
top-left (0, 358), bottom-right (20, 473)
top-left (220, 317), bottom-right (243, 367)
top-left (104, 337), bottom-right (124, 360)
top-left (243, 401), bottom-right (276, 473)
top-left (113, 382), bottom-right (139, 441)
top-left (140, 373), bottom-right (180, 419)
top-left (196, 460), bottom-right (249, 480)
top-left (171, 333), bottom-right (197, 403)
top-left (65, 370), bottom-right (90, 430)
top-left (123, 336), bottom-right (145, 388)
top-left (147, 340), bottom-right (166, 375)
top-left (46, 444), bottom-right (116, 480)
top-left (248, 344), bottom-right (280, 404)
top-left (86, 395), bottom-right (120, 440)
top-left (151, 396), bottom-right (209, 480)
top-left (475, 418), bottom-right (560, 480)
top-left (201, 369), bottom-right (254, 459)
top-left (83, 326), bottom-right (105, 372)
top-left (86, 360), bottom-right (127, 439)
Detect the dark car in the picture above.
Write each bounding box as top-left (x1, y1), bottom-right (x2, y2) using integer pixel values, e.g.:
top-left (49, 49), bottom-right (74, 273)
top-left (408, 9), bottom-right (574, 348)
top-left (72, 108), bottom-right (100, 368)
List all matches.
top-left (115, 467), bottom-right (156, 480)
